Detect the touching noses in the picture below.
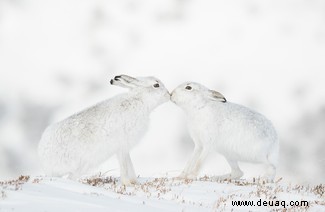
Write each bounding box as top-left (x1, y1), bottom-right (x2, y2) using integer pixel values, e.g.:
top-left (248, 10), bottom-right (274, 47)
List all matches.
top-left (170, 91), bottom-right (176, 102)
top-left (165, 90), bottom-right (171, 100)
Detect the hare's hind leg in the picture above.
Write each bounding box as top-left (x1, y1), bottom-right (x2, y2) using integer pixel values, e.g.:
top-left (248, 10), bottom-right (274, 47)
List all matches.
top-left (262, 146), bottom-right (278, 182)
top-left (214, 158), bottom-right (243, 180)
top-left (263, 163), bottom-right (276, 182)
top-left (227, 159), bottom-right (244, 179)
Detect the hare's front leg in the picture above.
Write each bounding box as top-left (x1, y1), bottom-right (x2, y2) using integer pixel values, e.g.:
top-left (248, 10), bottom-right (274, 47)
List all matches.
top-left (179, 145), bottom-right (208, 179)
top-left (117, 151), bottom-right (137, 186)
top-left (125, 153), bottom-right (137, 182)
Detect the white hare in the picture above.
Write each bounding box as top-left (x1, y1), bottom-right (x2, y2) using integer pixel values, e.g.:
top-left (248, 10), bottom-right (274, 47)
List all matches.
top-left (171, 82), bottom-right (279, 181)
top-left (38, 75), bottom-right (170, 185)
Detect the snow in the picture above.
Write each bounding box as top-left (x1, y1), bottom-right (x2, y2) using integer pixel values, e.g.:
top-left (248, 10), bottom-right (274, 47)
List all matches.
top-left (1, 175), bottom-right (324, 211)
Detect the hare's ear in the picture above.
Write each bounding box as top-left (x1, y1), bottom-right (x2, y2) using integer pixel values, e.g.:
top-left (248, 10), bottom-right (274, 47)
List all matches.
top-left (208, 90), bottom-right (227, 103)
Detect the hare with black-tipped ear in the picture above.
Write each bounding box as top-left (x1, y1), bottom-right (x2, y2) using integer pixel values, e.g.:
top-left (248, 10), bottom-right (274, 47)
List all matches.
top-left (38, 75), bottom-right (170, 186)
top-left (171, 82), bottom-right (279, 181)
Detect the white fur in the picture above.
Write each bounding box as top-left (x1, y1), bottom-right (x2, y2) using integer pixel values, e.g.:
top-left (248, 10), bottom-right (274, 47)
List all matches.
top-left (171, 82), bottom-right (279, 181)
top-left (38, 75), bottom-right (170, 185)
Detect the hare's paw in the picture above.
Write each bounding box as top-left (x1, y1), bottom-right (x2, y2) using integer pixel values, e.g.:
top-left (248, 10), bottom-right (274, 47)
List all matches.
top-left (212, 172), bottom-right (243, 181)
top-left (121, 178), bottom-right (137, 186)
top-left (176, 172), bottom-right (197, 180)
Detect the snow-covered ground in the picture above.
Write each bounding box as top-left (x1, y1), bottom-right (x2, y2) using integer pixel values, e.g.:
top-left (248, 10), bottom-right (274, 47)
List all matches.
top-left (1, 175), bottom-right (324, 211)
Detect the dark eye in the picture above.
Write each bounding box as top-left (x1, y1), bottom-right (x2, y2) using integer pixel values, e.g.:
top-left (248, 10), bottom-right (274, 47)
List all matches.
top-left (185, 85), bottom-right (192, 90)
top-left (153, 83), bottom-right (160, 88)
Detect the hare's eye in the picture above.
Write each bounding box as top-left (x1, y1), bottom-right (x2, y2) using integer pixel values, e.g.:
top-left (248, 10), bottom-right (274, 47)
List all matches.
top-left (185, 85), bottom-right (192, 90)
top-left (153, 83), bottom-right (160, 88)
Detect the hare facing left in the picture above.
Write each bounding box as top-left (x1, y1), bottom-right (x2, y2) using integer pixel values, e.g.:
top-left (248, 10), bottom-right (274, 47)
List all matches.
top-left (171, 82), bottom-right (279, 182)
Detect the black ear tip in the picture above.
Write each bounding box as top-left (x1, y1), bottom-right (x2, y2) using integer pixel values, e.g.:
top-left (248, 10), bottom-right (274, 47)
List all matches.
top-left (114, 76), bottom-right (121, 80)
top-left (222, 98), bottom-right (227, 103)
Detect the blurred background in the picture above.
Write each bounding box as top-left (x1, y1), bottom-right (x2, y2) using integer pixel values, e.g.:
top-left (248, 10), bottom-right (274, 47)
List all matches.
top-left (0, 0), bottom-right (324, 185)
